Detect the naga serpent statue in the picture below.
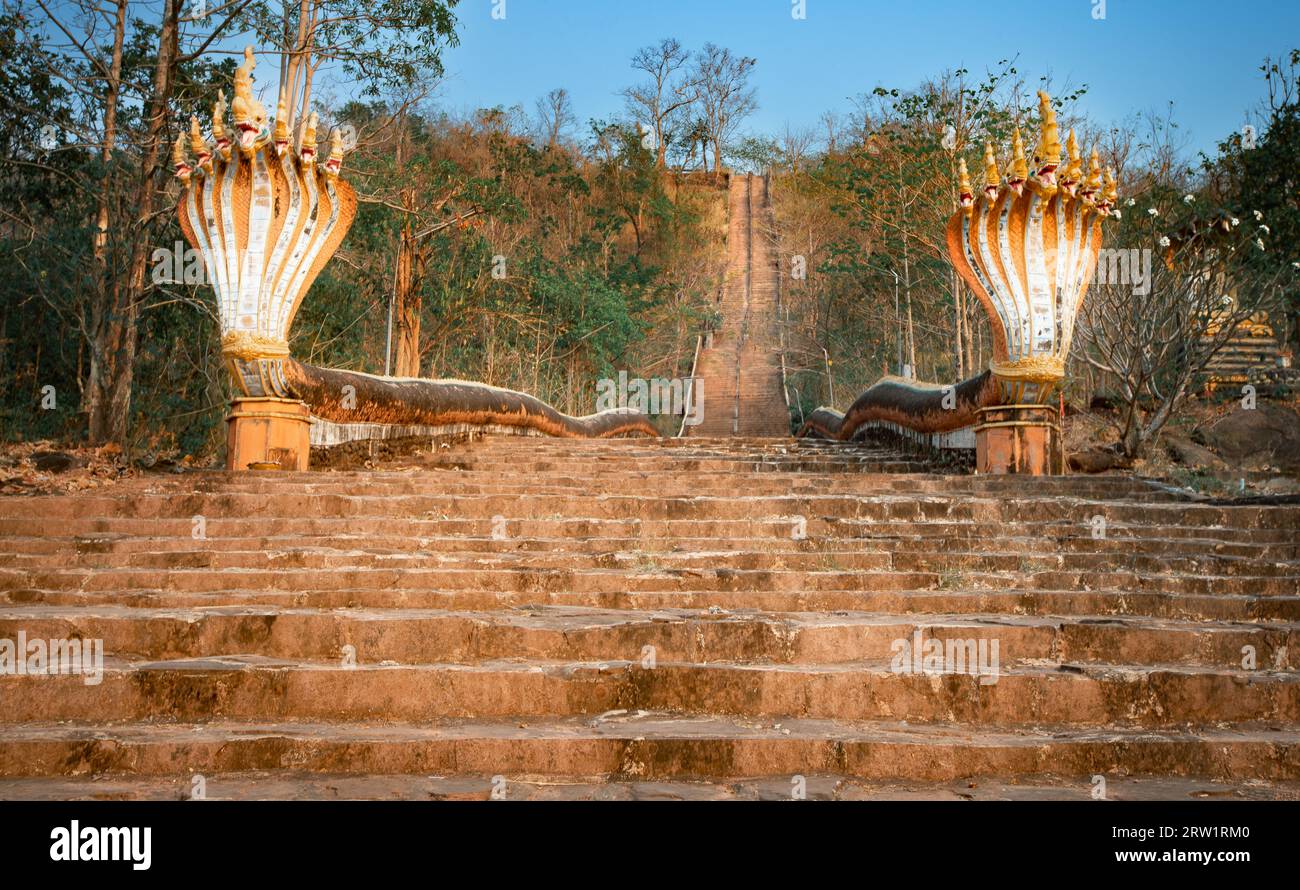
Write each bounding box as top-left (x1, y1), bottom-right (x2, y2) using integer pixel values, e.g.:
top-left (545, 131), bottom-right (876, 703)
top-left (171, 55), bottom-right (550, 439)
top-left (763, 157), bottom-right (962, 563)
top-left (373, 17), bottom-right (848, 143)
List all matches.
top-left (172, 48), bottom-right (656, 471)
top-left (799, 91), bottom-right (1118, 473)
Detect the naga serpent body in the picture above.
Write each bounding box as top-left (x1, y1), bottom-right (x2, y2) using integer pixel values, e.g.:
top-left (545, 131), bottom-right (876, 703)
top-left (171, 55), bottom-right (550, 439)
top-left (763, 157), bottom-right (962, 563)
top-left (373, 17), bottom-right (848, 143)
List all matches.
top-left (797, 371), bottom-right (997, 441)
top-left (285, 360), bottom-right (659, 439)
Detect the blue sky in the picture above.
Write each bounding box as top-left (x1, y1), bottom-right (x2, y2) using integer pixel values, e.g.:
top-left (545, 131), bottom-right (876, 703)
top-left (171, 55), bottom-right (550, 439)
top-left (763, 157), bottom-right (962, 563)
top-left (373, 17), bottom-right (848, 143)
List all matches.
top-left (421, 0), bottom-right (1300, 157)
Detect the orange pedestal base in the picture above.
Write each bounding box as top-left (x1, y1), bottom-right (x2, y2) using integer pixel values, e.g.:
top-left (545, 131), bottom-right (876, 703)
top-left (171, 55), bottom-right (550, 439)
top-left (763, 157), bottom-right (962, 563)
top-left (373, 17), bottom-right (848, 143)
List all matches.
top-left (974, 404), bottom-right (1062, 475)
top-left (225, 397), bottom-right (311, 471)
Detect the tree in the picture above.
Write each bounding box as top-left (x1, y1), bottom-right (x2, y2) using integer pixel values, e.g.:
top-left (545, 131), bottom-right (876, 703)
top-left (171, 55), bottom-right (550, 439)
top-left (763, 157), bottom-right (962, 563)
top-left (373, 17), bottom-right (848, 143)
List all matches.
top-left (20, 0), bottom-right (463, 445)
top-left (1076, 188), bottom-right (1294, 459)
top-left (534, 87), bottom-right (575, 151)
top-left (27, 0), bottom-right (251, 444)
top-left (1206, 49), bottom-right (1300, 352)
top-left (623, 38), bottom-right (698, 168)
top-left (691, 43), bottom-right (756, 173)
top-left (252, 0), bottom-right (462, 148)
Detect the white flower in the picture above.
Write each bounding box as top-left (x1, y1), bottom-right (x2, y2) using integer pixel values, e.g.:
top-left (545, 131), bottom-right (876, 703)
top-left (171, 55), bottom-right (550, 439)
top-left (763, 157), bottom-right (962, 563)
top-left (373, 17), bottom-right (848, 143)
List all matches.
top-left (1147, 208), bottom-right (1159, 217)
top-left (1183, 194), bottom-right (1195, 204)
top-left (1125, 198), bottom-right (1136, 207)
top-left (1253, 210), bottom-right (1263, 221)
top-left (1159, 236), bottom-right (1171, 247)
top-left (1292, 262), bottom-right (1300, 269)
top-left (1255, 239), bottom-right (1266, 251)
top-left (1259, 224), bottom-right (1270, 234)
top-left (1231, 217), bottom-right (1240, 227)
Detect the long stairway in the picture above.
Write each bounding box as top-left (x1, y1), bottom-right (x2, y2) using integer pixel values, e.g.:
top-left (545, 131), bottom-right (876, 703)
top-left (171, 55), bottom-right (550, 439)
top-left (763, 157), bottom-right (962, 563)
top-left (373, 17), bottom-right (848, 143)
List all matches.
top-left (1, 436), bottom-right (1299, 800)
top-left (691, 175), bottom-right (789, 438)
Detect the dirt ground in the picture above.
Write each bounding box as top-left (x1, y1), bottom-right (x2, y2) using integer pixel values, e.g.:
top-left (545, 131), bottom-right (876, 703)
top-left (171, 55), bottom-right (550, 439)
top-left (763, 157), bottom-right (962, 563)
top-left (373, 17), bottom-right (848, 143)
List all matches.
top-left (0, 441), bottom-right (144, 495)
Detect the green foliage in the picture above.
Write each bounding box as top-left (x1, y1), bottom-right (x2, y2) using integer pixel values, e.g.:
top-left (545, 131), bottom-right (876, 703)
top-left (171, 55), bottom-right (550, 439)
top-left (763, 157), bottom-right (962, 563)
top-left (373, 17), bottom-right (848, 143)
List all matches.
top-left (1206, 49), bottom-right (1300, 347)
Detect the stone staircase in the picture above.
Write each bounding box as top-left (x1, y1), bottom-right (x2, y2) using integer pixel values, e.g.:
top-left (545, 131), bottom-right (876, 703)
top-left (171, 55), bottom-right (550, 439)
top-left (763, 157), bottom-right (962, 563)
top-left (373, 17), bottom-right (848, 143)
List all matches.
top-left (691, 174), bottom-right (789, 438)
top-left (1, 435), bottom-right (1298, 800)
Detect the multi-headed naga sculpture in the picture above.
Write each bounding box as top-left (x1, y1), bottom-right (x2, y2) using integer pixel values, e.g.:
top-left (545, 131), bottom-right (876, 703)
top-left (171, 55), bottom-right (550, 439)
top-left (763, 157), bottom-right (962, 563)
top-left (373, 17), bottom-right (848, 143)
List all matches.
top-left (800, 91), bottom-right (1118, 473)
top-left (173, 49), bottom-right (655, 470)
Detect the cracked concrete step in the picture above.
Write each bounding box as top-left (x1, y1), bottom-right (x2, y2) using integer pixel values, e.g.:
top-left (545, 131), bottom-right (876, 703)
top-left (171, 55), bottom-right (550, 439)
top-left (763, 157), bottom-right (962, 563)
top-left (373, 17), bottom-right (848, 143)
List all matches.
top-left (3, 717), bottom-right (1298, 782)
top-left (2, 657), bottom-right (1296, 727)
top-left (0, 605), bottom-right (1293, 667)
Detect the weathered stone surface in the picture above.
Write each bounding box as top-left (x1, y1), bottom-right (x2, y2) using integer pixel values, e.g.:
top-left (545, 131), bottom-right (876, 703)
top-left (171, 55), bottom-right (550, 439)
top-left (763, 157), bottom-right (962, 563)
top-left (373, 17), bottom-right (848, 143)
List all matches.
top-left (0, 435), bottom-right (1296, 799)
top-left (1067, 445), bottom-right (1127, 474)
top-left (1164, 436), bottom-right (1227, 471)
top-left (1198, 404), bottom-right (1300, 468)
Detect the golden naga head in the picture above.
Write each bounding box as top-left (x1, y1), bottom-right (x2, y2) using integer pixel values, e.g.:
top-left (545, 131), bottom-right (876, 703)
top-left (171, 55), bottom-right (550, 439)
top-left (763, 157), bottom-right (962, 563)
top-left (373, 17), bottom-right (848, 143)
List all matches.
top-left (211, 90), bottom-right (230, 159)
top-left (1031, 90), bottom-right (1062, 189)
top-left (1060, 129), bottom-right (1083, 195)
top-left (230, 47), bottom-right (269, 154)
top-left (171, 46), bottom-right (357, 397)
top-left (944, 89), bottom-right (1118, 405)
top-left (171, 132), bottom-right (191, 184)
top-left (274, 89), bottom-right (290, 153)
top-left (982, 142), bottom-right (1000, 200)
top-left (300, 112), bottom-right (319, 165)
top-left (1098, 166), bottom-right (1118, 213)
top-left (1006, 128), bottom-right (1029, 194)
top-left (958, 157), bottom-right (974, 213)
top-left (325, 127), bottom-right (345, 177)
top-left (1080, 148), bottom-right (1103, 204)
top-left (189, 116), bottom-right (210, 170)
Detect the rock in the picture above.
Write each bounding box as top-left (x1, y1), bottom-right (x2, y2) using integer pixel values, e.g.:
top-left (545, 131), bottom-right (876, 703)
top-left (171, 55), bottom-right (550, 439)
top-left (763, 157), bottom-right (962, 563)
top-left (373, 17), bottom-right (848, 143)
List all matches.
top-left (1260, 476), bottom-right (1300, 495)
top-left (1164, 436), bottom-right (1227, 471)
top-left (1197, 405), bottom-right (1300, 469)
top-left (30, 451), bottom-right (85, 473)
top-left (1067, 446), bottom-right (1127, 473)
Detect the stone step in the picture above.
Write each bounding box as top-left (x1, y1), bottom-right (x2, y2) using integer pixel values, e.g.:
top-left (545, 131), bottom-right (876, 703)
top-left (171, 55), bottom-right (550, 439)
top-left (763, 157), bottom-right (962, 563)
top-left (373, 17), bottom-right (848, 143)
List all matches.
top-left (1, 605), bottom-right (1293, 667)
top-left (8, 585), bottom-right (1297, 621)
top-left (5, 564), bottom-right (1296, 597)
top-left (3, 717), bottom-right (1297, 782)
top-left (0, 531), bottom-right (1287, 561)
top-left (14, 493), bottom-right (1270, 525)
top-left (7, 772), bottom-right (1299, 800)
top-left (2, 657), bottom-right (1295, 727)
top-left (3, 430), bottom-right (1297, 799)
top-left (5, 516), bottom-right (1292, 547)
top-left (2, 545), bottom-right (1294, 578)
